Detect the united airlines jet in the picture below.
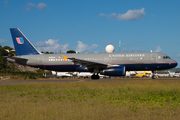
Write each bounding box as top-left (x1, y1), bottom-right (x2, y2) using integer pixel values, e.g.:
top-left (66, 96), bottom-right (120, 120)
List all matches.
top-left (6, 28), bottom-right (178, 79)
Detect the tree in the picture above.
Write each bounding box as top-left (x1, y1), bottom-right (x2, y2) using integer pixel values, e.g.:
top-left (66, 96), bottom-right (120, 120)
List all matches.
top-left (44, 51), bottom-right (54, 54)
top-left (3, 46), bottom-right (16, 56)
top-left (0, 45), bottom-right (9, 70)
top-left (49, 52), bottom-right (54, 54)
top-left (66, 50), bottom-right (76, 53)
top-left (3, 46), bottom-right (13, 51)
top-left (45, 51), bottom-right (49, 54)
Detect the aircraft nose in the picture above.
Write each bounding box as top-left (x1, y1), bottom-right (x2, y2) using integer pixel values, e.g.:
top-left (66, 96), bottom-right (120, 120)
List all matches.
top-left (172, 60), bottom-right (178, 67)
top-left (175, 62), bottom-right (178, 67)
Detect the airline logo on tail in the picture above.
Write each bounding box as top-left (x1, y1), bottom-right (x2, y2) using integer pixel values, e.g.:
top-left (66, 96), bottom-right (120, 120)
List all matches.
top-left (16, 37), bottom-right (24, 44)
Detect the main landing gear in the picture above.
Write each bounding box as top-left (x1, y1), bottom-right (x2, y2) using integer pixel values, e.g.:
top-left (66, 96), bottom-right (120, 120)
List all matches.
top-left (152, 70), bottom-right (157, 79)
top-left (91, 73), bottom-right (100, 80)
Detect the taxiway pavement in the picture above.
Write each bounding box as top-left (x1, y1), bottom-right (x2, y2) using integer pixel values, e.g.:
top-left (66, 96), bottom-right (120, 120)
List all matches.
top-left (1, 78), bottom-right (180, 85)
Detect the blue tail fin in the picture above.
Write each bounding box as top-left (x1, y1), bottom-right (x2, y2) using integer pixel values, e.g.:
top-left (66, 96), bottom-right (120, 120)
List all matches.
top-left (10, 28), bottom-right (40, 56)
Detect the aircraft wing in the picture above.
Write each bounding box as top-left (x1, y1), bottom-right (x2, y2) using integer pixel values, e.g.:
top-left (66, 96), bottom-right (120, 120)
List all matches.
top-left (62, 55), bottom-right (107, 70)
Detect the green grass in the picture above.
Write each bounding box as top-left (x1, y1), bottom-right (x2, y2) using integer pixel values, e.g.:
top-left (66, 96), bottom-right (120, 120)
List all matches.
top-left (0, 80), bottom-right (180, 120)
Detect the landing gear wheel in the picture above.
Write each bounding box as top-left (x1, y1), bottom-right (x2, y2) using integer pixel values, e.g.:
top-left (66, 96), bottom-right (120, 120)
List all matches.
top-left (151, 70), bottom-right (157, 79)
top-left (91, 75), bottom-right (100, 80)
top-left (152, 75), bottom-right (156, 79)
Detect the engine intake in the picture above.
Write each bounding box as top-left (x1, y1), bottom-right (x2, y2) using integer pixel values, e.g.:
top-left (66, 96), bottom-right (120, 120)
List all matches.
top-left (100, 66), bottom-right (125, 76)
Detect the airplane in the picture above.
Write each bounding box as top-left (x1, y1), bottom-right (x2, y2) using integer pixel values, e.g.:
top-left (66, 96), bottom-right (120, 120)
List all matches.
top-left (6, 28), bottom-right (178, 80)
top-left (73, 72), bottom-right (108, 78)
top-left (134, 71), bottom-right (146, 77)
top-left (51, 71), bottom-right (72, 77)
top-left (173, 72), bottom-right (180, 77)
top-left (125, 71), bottom-right (136, 78)
top-left (73, 72), bottom-right (93, 78)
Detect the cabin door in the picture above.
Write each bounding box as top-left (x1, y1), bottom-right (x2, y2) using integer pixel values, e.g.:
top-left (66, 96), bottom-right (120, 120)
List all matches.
top-left (151, 54), bottom-right (156, 63)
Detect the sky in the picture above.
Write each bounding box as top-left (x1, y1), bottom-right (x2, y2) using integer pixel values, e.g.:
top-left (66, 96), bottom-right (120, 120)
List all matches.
top-left (1, 0), bottom-right (180, 67)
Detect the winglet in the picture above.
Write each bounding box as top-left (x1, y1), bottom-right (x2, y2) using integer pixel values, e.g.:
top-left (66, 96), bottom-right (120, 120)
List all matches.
top-left (62, 55), bottom-right (68, 61)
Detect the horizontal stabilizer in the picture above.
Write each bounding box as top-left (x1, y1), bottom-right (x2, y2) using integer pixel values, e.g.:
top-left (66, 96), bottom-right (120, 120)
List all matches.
top-left (4, 56), bottom-right (28, 61)
top-left (5, 56), bottom-right (28, 65)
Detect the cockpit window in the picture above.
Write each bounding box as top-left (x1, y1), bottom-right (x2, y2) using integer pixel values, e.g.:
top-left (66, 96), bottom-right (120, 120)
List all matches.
top-left (163, 56), bottom-right (171, 59)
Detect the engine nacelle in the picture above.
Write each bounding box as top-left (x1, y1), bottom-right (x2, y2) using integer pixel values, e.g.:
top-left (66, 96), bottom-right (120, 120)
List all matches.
top-left (100, 66), bottom-right (125, 76)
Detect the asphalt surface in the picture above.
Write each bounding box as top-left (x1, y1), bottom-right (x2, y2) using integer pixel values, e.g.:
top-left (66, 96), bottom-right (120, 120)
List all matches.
top-left (0, 78), bottom-right (180, 85)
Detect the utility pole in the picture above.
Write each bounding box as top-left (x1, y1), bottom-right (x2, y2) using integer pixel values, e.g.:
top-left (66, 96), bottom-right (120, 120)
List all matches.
top-left (119, 41), bottom-right (121, 53)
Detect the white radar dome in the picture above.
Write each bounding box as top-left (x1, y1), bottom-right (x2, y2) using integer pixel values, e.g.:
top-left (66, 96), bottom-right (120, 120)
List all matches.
top-left (105, 44), bottom-right (115, 53)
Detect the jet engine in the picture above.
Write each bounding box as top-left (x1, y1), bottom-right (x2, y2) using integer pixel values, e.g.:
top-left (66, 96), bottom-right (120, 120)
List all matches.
top-left (100, 66), bottom-right (125, 76)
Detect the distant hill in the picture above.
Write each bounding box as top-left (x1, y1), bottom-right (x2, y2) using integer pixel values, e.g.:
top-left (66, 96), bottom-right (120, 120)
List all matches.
top-left (167, 68), bottom-right (180, 72)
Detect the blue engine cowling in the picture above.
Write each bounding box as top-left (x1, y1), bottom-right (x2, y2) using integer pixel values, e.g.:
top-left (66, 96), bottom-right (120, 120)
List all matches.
top-left (100, 66), bottom-right (125, 76)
